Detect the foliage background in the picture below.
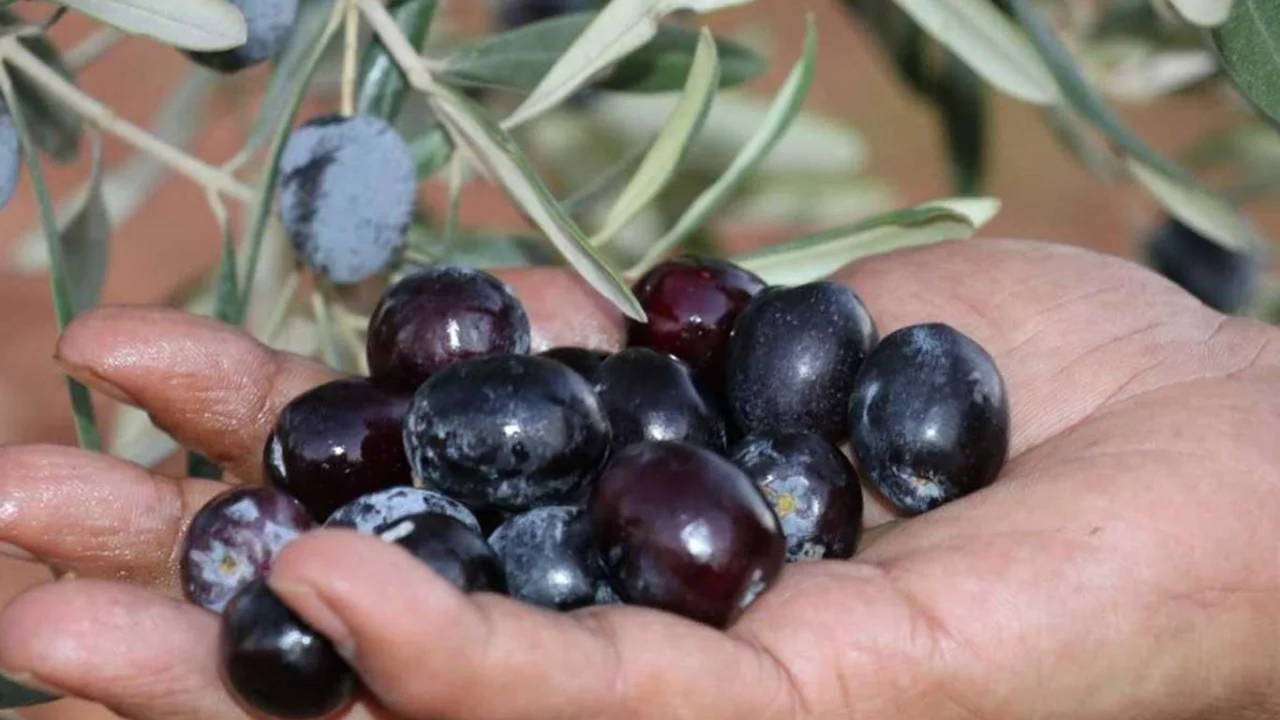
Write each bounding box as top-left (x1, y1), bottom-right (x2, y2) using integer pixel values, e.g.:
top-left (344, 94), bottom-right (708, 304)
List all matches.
top-left (0, 1), bottom-right (1273, 717)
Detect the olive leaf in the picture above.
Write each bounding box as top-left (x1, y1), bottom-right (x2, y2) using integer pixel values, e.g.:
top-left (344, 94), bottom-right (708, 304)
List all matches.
top-left (731, 197), bottom-right (1000, 286)
top-left (441, 13), bottom-right (762, 95)
top-left (62, 129), bottom-right (110, 314)
top-left (1213, 0), bottom-right (1280, 126)
top-left (0, 11), bottom-right (83, 162)
top-left (890, 0), bottom-right (1061, 105)
top-left (0, 67), bottom-right (100, 451)
top-left (428, 83), bottom-right (645, 321)
top-left (503, 0), bottom-right (761, 128)
top-left (630, 15), bottom-right (818, 276)
top-left (53, 0), bottom-right (247, 50)
top-left (357, 0), bottom-right (439, 122)
top-left (1169, 0), bottom-right (1234, 27)
top-left (410, 125), bottom-right (452, 179)
top-left (592, 29), bottom-right (720, 245)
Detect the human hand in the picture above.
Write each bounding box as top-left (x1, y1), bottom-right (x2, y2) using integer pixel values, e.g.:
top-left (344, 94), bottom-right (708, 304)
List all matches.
top-left (0, 239), bottom-right (1276, 720)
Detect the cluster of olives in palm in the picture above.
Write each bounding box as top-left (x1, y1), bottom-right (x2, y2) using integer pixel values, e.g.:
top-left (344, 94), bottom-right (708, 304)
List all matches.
top-left (181, 256), bottom-right (1009, 718)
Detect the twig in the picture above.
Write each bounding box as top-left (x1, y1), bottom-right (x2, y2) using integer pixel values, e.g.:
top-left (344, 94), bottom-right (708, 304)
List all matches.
top-left (0, 37), bottom-right (253, 202)
top-left (442, 154), bottom-right (463, 246)
top-left (64, 26), bottom-right (124, 71)
top-left (341, 0), bottom-right (359, 116)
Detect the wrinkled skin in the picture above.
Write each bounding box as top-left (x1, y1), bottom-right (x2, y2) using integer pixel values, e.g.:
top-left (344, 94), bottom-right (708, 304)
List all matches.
top-left (0, 241), bottom-right (1277, 720)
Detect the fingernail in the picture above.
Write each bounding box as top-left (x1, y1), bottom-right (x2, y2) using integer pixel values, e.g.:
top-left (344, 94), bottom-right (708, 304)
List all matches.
top-left (268, 580), bottom-right (357, 661)
top-left (0, 668), bottom-right (64, 701)
top-left (52, 358), bottom-right (138, 407)
top-left (0, 543), bottom-right (34, 563)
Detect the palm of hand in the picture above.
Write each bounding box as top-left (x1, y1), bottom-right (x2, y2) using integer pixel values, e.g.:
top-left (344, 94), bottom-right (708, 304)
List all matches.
top-left (0, 240), bottom-right (1276, 720)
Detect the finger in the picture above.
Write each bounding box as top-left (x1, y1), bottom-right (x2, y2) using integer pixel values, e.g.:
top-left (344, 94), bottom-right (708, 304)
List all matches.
top-left (0, 580), bottom-right (388, 720)
top-left (0, 445), bottom-right (225, 593)
top-left (55, 307), bottom-right (340, 483)
top-left (835, 239), bottom-right (1230, 456)
top-left (269, 530), bottom-right (805, 720)
top-left (0, 579), bottom-right (250, 720)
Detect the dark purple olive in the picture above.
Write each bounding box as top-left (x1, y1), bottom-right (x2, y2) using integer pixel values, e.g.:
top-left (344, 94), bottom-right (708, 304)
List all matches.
top-left (848, 323), bottom-right (1009, 515)
top-left (325, 487), bottom-right (480, 534)
top-left (181, 486), bottom-right (313, 614)
top-left (404, 355), bottom-right (610, 511)
top-left (366, 265), bottom-right (531, 390)
top-left (730, 431), bottom-right (862, 561)
top-left (628, 256), bottom-right (767, 391)
top-left (267, 378), bottom-right (414, 522)
top-left (593, 348), bottom-right (726, 452)
top-left (488, 506), bottom-right (608, 610)
top-left (538, 347), bottom-right (611, 384)
top-left (220, 579), bottom-right (355, 720)
top-left (726, 281), bottom-right (877, 442)
top-left (1144, 216), bottom-right (1258, 314)
top-left (376, 512), bottom-right (506, 593)
top-left (589, 441), bottom-right (784, 628)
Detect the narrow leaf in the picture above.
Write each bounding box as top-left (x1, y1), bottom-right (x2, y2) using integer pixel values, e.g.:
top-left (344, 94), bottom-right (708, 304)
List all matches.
top-left (630, 15), bottom-right (818, 276)
top-left (429, 84), bottom-right (645, 320)
top-left (732, 198), bottom-right (999, 286)
top-left (0, 68), bottom-right (100, 451)
top-left (1213, 0), bottom-right (1280, 126)
top-left (442, 13), bottom-right (761, 95)
top-left (62, 130), bottom-right (110, 314)
top-left (1128, 158), bottom-right (1255, 253)
top-left (593, 29), bottom-right (719, 245)
top-left (357, 0), bottom-right (438, 122)
top-left (1170, 0), bottom-right (1233, 27)
top-left (233, 0), bottom-right (344, 323)
top-left (0, 675), bottom-right (57, 709)
top-left (935, 52), bottom-right (987, 194)
top-left (0, 11), bottom-right (83, 162)
top-left (891, 0), bottom-right (1062, 105)
top-left (410, 125), bottom-right (453, 178)
top-left (240, 0), bottom-right (338, 163)
top-left (54, 0), bottom-right (248, 51)
top-left (1007, 0), bottom-right (1191, 182)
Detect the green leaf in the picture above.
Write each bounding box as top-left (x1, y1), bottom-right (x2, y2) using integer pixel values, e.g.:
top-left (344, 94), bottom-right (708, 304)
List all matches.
top-left (593, 29), bottom-right (719, 245)
top-left (54, 0), bottom-right (248, 50)
top-left (61, 131), bottom-right (110, 314)
top-left (890, 0), bottom-right (1062, 105)
top-left (503, 0), bottom-right (758, 128)
top-left (1, 68), bottom-right (100, 451)
top-left (1170, 0), bottom-right (1233, 27)
top-left (0, 12), bottom-right (83, 162)
top-left (731, 197), bottom-right (1000, 286)
top-left (630, 15), bottom-right (818, 276)
top-left (410, 125), bottom-right (453, 179)
top-left (1213, 0), bottom-right (1280, 126)
top-left (1006, 0), bottom-right (1190, 182)
top-left (1128, 158), bottom-right (1256, 252)
top-left (428, 84), bottom-right (645, 320)
top-left (357, 0), bottom-right (438, 122)
top-left (233, 0), bottom-right (344, 324)
top-left (0, 674), bottom-right (57, 709)
top-left (187, 452), bottom-right (221, 480)
top-left (935, 52), bottom-right (987, 195)
top-left (240, 0), bottom-right (338, 163)
top-left (440, 14), bottom-right (762, 96)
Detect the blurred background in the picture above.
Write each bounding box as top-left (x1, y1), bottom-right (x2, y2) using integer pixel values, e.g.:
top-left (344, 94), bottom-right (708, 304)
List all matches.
top-left (0, 1), bottom-right (1275, 716)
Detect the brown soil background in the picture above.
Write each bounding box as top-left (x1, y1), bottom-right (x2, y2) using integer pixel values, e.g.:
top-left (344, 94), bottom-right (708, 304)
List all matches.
top-left (0, 2), bottom-right (1274, 717)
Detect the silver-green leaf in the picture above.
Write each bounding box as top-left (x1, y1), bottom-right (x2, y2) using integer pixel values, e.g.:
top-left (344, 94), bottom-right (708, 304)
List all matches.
top-left (62, 130), bottom-right (110, 314)
top-left (731, 197), bottom-right (1000, 286)
top-left (1170, 0), bottom-right (1234, 27)
top-left (429, 84), bottom-right (644, 320)
top-left (593, 29), bottom-right (719, 245)
top-left (55, 0), bottom-right (248, 51)
top-left (1213, 0), bottom-right (1280, 126)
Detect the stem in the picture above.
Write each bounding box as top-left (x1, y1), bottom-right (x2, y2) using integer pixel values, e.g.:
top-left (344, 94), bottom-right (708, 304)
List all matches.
top-left (341, 0), bottom-right (359, 116)
top-left (64, 26), bottom-right (124, 71)
top-left (442, 154), bottom-right (463, 246)
top-left (355, 0), bottom-right (437, 92)
top-left (263, 269), bottom-right (301, 343)
top-left (0, 38), bottom-right (253, 202)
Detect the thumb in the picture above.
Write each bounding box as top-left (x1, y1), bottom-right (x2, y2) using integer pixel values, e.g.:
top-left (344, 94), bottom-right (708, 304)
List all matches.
top-left (267, 530), bottom-right (802, 720)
